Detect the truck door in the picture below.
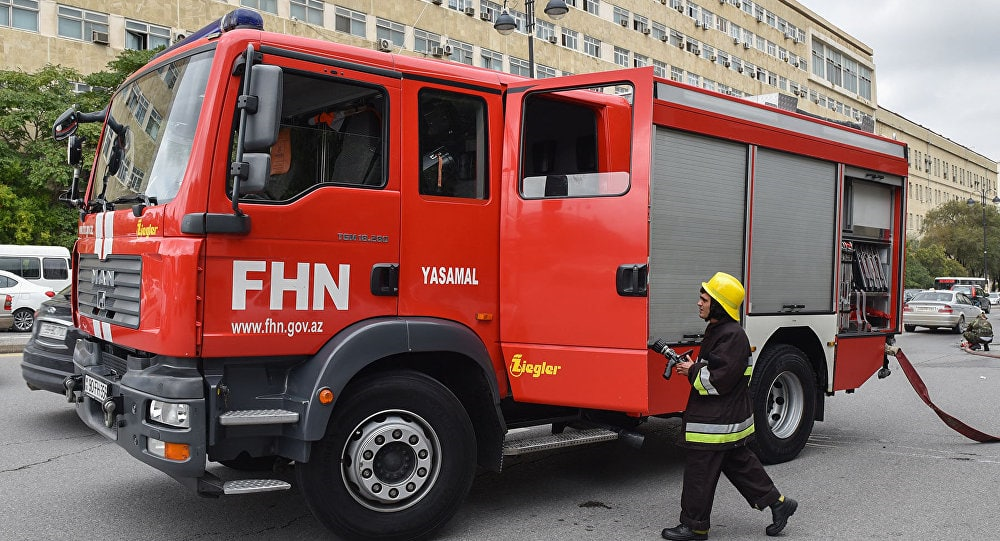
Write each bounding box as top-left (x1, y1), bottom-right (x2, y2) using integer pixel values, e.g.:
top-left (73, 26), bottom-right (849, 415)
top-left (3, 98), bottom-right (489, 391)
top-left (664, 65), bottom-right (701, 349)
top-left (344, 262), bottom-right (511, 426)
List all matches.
top-left (200, 51), bottom-right (401, 358)
top-left (499, 69), bottom-right (653, 412)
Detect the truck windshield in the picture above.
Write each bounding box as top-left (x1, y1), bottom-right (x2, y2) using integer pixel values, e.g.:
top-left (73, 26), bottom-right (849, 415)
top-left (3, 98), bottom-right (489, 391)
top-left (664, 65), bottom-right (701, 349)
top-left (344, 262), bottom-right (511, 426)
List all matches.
top-left (89, 50), bottom-right (214, 205)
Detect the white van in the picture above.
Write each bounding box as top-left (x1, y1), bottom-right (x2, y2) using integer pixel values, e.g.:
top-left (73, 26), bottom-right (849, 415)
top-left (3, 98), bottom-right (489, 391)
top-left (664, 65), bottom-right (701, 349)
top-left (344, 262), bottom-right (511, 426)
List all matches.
top-left (0, 245), bottom-right (72, 291)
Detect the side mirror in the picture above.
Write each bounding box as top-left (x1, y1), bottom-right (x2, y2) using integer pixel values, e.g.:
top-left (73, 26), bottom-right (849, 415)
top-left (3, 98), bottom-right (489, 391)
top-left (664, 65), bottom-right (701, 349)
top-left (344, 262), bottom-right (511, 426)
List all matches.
top-left (53, 106), bottom-right (80, 141)
top-left (67, 135), bottom-right (83, 166)
top-left (240, 153), bottom-right (270, 195)
top-left (244, 64), bottom-right (282, 152)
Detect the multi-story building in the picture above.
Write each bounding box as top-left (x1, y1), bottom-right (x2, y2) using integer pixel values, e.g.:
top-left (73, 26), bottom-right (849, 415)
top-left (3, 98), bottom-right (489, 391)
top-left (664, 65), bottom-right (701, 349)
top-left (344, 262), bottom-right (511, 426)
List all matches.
top-left (876, 109), bottom-right (999, 238)
top-left (2, 0), bottom-right (995, 236)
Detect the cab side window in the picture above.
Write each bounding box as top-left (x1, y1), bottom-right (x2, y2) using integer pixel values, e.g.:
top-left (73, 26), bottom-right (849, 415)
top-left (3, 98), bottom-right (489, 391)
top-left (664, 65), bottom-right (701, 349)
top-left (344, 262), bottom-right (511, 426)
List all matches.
top-left (238, 70), bottom-right (387, 202)
top-left (418, 89), bottom-right (488, 199)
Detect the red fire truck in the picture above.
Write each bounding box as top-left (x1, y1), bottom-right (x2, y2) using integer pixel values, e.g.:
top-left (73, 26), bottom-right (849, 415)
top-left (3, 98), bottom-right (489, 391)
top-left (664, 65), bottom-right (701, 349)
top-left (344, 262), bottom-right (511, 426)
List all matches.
top-left (55, 9), bottom-right (907, 540)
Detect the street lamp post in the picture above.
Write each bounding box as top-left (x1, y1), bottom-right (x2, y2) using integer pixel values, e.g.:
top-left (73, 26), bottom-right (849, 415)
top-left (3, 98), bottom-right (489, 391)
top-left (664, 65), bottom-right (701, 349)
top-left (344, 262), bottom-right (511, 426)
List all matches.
top-left (967, 189), bottom-right (1000, 289)
top-left (493, 0), bottom-right (569, 78)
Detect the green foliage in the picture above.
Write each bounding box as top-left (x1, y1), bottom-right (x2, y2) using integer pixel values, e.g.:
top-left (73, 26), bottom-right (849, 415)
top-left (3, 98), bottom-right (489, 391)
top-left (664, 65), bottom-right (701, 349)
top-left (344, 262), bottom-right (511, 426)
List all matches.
top-left (921, 197), bottom-right (1000, 285)
top-left (904, 239), bottom-right (967, 288)
top-left (0, 48), bottom-right (157, 249)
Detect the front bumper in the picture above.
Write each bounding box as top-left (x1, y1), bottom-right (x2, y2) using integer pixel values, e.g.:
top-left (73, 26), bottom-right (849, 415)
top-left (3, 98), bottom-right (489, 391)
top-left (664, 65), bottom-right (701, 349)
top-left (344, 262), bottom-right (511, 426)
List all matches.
top-left (69, 339), bottom-right (209, 484)
top-left (21, 341), bottom-right (74, 394)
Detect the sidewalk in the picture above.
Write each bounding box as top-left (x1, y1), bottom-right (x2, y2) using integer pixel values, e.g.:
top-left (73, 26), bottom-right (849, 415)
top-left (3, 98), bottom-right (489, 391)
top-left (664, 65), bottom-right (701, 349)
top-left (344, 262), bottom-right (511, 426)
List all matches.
top-left (0, 332), bottom-right (29, 354)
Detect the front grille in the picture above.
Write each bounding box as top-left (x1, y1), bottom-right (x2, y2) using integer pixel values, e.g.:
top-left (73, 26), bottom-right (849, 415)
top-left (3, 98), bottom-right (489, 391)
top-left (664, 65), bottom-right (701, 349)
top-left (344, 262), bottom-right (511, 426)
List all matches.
top-left (77, 254), bottom-right (142, 329)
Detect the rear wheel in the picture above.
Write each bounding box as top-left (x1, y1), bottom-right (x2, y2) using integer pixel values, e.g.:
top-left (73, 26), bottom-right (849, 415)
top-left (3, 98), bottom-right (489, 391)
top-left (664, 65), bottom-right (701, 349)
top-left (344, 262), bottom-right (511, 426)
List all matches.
top-left (12, 308), bottom-right (34, 332)
top-left (297, 371), bottom-right (476, 541)
top-left (749, 345), bottom-right (816, 464)
top-left (904, 324), bottom-right (917, 332)
top-left (953, 315), bottom-right (967, 334)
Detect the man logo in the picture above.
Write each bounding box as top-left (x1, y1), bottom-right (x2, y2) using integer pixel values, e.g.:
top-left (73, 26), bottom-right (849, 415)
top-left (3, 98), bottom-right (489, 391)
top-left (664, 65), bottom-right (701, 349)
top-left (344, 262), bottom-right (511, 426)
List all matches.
top-left (97, 291), bottom-right (108, 310)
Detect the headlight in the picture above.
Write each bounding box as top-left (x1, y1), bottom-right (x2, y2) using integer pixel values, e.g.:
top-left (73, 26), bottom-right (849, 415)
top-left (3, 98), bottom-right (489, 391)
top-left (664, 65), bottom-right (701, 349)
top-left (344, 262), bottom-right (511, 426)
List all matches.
top-left (149, 400), bottom-right (190, 428)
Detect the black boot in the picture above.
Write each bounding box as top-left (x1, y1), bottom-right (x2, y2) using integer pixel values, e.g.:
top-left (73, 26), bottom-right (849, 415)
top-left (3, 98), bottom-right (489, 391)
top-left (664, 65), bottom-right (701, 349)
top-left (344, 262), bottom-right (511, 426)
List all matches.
top-left (985, 344), bottom-right (990, 352)
top-left (766, 497), bottom-right (797, 536)
top-left (662, 524), bottom-right (708, 541)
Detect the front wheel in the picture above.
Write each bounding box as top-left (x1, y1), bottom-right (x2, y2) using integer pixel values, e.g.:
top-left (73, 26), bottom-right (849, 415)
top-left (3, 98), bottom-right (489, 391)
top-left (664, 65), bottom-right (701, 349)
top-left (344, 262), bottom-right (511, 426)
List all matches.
top-left (297, 371), bottom-right (477, 541)
top-left (749, 345), bottom-right (816, 464)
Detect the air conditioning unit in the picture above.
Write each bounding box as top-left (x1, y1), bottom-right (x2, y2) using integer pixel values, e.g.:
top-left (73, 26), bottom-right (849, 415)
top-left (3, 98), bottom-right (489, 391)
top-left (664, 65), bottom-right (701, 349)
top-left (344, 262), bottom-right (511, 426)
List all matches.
top-left (620, 19), bottom-right (628, 27)
top-left (642, 28), bottom-right (651, 35)
top-left (676, 5), bottom-right (683, 12)
top-left (691, 48), bottom-right (701, 55)
top-left (733, 37), bottom-right (740, 44)
top-left (737, 67), bottom-right (744, 73)
top-left (710, 54), bottom-right (718, 61)
top-left (724, 60), bottom-right (731, 67)
top-left (660, 0), bottom-right (667, 4)
top-left (431, 45), bottom-right (452, 57)
top-left (793, 37), bottom-right (801, 44)
top-left (91, 30), bottom-right (109, 45)
top-left (695, 20), bottom-right (701, 27)
top-left (480, 11), bottom-right (492, 21)
top-left (377, 38), bottom-right (392, 52)
top-left (781, 54), bottom-right (788, 62)
top-left (464, 7), bottom-right (475, 16)
top-left (432, 0), bottom-right (443, 4)
top-left (756, 14), bottom-right (763, 22)
top-left (784, 31), bottom-right (793, 39)
top-left (548, 35), bottom-right (558, 44)
top-left (660, 35), bottom-right (668, 42)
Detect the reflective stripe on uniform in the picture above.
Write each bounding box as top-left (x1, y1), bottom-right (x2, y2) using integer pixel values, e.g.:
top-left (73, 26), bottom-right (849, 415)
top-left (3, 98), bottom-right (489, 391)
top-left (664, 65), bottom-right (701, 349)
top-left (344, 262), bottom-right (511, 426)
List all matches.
top-left (686, 415), bottom-right (755, 444)
top-left (693, 364), bottom-right (718, 395)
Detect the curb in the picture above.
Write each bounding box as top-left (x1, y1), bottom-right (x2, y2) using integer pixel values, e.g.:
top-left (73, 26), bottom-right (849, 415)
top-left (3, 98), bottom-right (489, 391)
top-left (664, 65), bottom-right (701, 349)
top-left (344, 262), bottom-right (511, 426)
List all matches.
top-left (0, 344), bottom-right (24, 354)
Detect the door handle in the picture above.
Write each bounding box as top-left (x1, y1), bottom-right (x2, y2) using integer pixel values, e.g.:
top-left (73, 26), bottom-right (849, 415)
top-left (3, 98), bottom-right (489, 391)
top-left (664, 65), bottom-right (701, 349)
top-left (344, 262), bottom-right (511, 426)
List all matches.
top-left (616, 264), bottom-right (648, 297)
top-left (370, 263), bottom-right (399, 296)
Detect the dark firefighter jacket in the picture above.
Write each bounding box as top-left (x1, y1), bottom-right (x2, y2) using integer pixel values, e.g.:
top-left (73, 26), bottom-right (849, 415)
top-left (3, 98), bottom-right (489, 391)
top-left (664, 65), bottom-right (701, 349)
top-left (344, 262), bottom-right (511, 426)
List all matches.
top-left (681, 318), bottom-right (755, 450)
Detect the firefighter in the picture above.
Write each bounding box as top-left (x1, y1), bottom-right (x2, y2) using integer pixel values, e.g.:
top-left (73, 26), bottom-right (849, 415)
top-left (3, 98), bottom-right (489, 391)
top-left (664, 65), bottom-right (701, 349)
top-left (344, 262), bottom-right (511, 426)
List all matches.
top-left (963, 312), bottom-right (993, 351)
top-left (661, 272), bottom-right (798, 541)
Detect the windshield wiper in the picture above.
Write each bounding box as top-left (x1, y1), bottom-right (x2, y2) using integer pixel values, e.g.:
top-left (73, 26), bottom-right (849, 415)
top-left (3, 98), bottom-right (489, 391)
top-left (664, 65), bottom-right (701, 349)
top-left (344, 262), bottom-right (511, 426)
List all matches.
top-left (111, 194), bottom-right (158, 216)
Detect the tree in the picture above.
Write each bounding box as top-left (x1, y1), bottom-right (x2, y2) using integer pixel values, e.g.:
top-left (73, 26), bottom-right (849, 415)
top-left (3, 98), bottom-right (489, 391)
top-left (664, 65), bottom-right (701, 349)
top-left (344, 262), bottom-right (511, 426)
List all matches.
top-left (0, 48), bottom-right (158, 248)
top-left (922, 197), bottom-right (1000, 284)
top-left (904, 238), bottom-right (967, 288)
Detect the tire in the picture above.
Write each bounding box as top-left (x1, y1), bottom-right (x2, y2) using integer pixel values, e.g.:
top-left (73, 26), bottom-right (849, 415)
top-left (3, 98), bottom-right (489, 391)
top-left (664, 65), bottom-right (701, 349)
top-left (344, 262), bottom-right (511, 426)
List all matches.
top-left (953, 315), bottom-right (967, 334)
top-left (749, 345), bottom-right (816, 465)
top-left (903, 324), bottom-right (916, 332)
top-left (297, 371), bottom-right (477, 541)
top-left (12, 308), bottom-right (34, 332)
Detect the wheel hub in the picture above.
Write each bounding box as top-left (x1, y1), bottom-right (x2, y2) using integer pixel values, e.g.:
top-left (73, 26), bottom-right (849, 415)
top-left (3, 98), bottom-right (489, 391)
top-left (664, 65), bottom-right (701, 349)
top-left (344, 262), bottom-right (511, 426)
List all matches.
top-left (343, 411), bottom-right (440, 511)
top-left (765, 371), bottom-right (805, 439)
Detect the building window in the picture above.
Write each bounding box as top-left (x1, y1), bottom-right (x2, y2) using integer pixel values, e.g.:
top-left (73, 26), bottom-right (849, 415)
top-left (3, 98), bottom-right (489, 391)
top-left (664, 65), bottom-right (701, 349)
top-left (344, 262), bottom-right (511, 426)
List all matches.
top-left (376, 18), bottom-right (405, 46)
top-left (653, 59), bottom-right (667, 78)
top-left (561, 28), bottom-right (578, 49)
top-left (57, 5), bottom-right (108, 42)
top-left (0, 0), bottom-right (39, 32)
top-left (448, 0), bottom-right (474, 10)
top-left (582, 0), bottom-right (599, 15)
top-left (144, 108), bottom-right (162, 140)
top-left (509, 57), bottom-right (530, 77)
top-left (240, 0), bottom-right (276, 14)
top-left (633, 53), bottom-right (648, 68)
top-left (335, 7), bottom-right (366, 37)
top-left (613, 6), bottom-right (629, 27)
top-left (480, 48), bottom-right (503, 71)
top-left (614, 46), bottom-right (629, 67)
top-left (535, 19), bottom-right (555, 42)
top-left (480, 0), bottom-right (503, 22)
top-left (583, 35), bottom-right (600, 58)
top-left (536, 65), bottom-right (557, 78)
top-left (125, 20), bottom-right (170, 51)
top-left (449, 40), bottom-right (474, 65)
top-left (414, 28), bottom-right (442, 54)
top-left (290, 0), bottom-right (324, 25)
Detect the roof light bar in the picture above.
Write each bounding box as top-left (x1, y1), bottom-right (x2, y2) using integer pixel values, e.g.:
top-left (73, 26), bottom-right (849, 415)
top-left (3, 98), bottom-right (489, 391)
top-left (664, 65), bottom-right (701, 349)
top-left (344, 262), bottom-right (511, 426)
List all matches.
top-left (154, 8), bottom-right (264, 59)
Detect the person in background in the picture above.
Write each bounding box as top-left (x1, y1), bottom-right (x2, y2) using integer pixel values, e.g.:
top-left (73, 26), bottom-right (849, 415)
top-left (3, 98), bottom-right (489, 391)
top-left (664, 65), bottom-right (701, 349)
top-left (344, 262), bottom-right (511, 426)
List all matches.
top-left (963, 312), bottom-right (993, 351)
top-left (661, 272), bottom-right (797, 541)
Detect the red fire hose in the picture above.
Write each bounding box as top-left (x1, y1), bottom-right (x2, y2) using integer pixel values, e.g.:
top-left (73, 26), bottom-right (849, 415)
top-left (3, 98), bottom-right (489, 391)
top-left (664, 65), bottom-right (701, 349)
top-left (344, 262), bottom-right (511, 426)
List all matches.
top-left (888, 346), bottom-right (1000, 443)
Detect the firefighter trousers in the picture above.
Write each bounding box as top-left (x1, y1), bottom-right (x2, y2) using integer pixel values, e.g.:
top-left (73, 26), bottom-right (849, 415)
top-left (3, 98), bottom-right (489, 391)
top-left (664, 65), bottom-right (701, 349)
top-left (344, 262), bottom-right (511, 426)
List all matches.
top-left (679, 444), bottom-right (781, 531)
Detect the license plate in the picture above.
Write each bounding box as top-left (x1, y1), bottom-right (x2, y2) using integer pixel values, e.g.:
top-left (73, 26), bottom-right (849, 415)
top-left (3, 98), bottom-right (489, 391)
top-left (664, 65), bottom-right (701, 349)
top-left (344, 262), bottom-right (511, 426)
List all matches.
top-left (84, 375), bottom-right (108, 402)
top-left (916, 307), bottom-right (935, 312)
top-left (39, 322), bottom-right (67, 341)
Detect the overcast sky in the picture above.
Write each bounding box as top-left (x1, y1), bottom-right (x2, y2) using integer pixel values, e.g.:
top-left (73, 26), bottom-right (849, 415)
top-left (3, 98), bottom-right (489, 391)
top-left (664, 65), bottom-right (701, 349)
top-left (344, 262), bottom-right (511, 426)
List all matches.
top-left (807, 1), bottom-right (1000, 162)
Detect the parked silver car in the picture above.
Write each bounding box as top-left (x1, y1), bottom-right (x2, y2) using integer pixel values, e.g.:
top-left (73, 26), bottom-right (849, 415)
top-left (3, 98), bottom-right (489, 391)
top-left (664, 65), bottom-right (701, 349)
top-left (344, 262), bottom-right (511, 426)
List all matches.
top-left (903, 290), bottom-right (983, 333)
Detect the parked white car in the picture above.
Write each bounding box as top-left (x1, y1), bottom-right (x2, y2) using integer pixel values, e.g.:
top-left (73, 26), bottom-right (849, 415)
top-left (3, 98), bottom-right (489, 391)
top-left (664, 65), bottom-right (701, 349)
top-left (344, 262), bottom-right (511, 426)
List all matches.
top-left (0, 270), bottom-right (56, 332)
top-left (990, 292), bottom-right (1000, 306)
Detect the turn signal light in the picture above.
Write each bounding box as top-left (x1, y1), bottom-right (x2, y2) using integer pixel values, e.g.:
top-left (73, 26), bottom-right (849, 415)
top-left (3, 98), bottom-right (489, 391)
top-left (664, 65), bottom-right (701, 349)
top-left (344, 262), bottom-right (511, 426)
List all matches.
top-left (148, 437), bottom-right (191, 461)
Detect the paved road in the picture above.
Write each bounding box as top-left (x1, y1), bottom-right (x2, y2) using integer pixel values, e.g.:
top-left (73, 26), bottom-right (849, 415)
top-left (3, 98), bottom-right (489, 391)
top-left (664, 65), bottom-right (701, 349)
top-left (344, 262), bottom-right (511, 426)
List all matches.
top-left (2, 326), bottom-right (1000, 540)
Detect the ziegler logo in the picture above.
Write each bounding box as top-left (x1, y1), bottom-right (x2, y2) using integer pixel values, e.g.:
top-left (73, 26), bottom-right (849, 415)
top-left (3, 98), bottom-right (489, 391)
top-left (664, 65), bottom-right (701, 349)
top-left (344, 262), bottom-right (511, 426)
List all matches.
top-left (136, 219), bottom-right (158, 237)
top-left (509, 354), bottom-right (561, 378)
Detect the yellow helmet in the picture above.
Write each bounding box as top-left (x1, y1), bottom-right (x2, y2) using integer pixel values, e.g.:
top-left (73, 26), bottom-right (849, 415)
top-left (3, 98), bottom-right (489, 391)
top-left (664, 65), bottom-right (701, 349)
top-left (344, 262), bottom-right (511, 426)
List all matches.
top-left (702, 272), bottom-right (745, 321)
